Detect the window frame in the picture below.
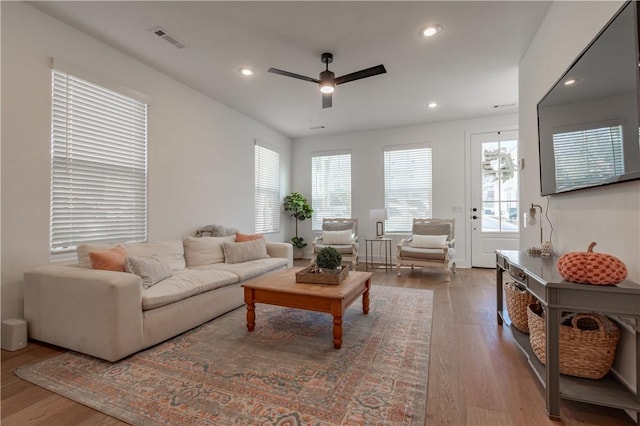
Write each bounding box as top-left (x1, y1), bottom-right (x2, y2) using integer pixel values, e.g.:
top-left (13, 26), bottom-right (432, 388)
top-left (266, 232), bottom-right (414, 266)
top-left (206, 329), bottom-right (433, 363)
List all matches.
top-left (254, 141), bottom-right (281, 234)
top-left (311, 151), bottom-right (352, 231)
top-left (383, 144), bottom-right (433, 234)
top-left (50, 68), bottom-right (148, 254)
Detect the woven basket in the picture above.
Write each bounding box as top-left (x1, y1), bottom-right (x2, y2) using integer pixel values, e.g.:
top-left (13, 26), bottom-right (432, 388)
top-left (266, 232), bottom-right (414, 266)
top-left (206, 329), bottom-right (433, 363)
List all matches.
top-left (527, 303), bottom-right (620, 379)
top-left (504, 282), bottom-right (536, 333)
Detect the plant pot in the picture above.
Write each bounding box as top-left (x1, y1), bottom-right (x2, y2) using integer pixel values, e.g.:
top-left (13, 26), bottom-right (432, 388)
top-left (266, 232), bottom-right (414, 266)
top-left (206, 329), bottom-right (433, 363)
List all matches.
top-left (293, 247), bottom-right (303, 260)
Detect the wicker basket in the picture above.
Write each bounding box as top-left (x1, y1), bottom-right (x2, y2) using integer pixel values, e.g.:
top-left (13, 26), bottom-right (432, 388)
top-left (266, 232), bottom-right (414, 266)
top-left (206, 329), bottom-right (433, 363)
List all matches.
top-left (504, 282), bottom-right (537, 333)
top-left (295, 265), bottom-right (349, 285)
top-left (527, 303), bottom-right (620, 379)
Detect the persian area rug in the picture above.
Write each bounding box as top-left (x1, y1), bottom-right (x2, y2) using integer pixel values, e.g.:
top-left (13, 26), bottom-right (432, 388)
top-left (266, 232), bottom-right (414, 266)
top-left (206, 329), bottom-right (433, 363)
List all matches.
top-left (16, 285), bottom-right (433, 426)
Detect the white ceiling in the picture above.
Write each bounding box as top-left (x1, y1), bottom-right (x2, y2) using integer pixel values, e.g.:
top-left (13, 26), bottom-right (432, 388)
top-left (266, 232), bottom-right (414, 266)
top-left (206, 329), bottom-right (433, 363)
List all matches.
top-left (29, 1), bottom-right (551, 139)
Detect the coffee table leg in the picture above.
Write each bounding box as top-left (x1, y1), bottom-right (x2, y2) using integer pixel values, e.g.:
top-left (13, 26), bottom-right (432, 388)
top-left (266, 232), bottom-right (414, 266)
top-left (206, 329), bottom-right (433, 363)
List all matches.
top-left (363, 279), bottom-right (370, 314)
top-left (244, 288), bottom-right (256, 332)
top-left (333, 315), bottom-right (343, 349)
top-left (246, 302), bottom-right (255, 332)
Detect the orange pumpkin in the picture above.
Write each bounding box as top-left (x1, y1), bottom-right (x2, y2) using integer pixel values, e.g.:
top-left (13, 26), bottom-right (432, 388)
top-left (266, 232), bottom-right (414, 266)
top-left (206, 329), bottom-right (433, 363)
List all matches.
top-left (557, 242), bottom-right (627, 285)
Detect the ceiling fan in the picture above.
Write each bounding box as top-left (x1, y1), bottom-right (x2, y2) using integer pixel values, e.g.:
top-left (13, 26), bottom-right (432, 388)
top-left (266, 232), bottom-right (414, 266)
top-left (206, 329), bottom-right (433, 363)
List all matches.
top-left (268, 52), bottom-right (387, 109)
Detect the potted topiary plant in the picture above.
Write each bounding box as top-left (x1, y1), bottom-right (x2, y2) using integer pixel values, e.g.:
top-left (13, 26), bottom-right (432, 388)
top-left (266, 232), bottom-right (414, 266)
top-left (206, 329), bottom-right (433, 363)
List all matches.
top-left (316, 246), bottom-right (343, 272)
top-left (283, 192), bottom-right (313, 255)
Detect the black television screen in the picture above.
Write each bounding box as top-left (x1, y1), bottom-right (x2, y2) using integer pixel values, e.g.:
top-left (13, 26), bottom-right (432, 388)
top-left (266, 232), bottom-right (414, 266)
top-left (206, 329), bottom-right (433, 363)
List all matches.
top-left (537, 1), bottom-right (640, 196)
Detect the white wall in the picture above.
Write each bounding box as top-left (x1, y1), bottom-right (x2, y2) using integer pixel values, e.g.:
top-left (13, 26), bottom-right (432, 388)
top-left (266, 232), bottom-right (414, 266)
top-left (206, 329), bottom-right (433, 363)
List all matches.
top-left (519, 0), bottom-right (639, 282)
top-left (0, 2), bottom-right (292, 320)
top-left (291, 114), bottom-right (518, 266)
top-left (519, 0), bottom-right (638, 398)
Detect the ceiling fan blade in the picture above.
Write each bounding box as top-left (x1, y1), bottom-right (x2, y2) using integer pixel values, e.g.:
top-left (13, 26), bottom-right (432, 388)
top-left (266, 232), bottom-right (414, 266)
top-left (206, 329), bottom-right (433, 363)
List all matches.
top-left (268, 68), bottom-right (319, 84)
top-left (322, 93), bottom-right (332, 109)
top-left (335, 64), bottom-right (387, 85)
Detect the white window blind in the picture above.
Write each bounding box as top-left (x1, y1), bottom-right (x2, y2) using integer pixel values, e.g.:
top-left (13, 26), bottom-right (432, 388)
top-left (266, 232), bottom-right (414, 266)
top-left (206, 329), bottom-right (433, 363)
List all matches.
top-left (553, 125), bottom-right (624, 192)
top-left (311, 152), bottom-right (351, 230)
top-left (50, 69), bottom-right (148, 253)
top-left (384, 146), bottom-right (432, 233)
top-left (254, 143), bottom-right (280, 233)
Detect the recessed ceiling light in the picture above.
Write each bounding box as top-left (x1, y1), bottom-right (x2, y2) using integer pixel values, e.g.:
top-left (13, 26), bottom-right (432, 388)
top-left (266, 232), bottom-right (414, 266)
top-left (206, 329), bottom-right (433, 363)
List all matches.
top-left (419, 24), bottom-right (442, 38)
top-left (427, 102), bottom-right (438, 108)
top-left (564, 79), bottom-right (576, 86)
top-left (239, 67), bottom-right (255, 77)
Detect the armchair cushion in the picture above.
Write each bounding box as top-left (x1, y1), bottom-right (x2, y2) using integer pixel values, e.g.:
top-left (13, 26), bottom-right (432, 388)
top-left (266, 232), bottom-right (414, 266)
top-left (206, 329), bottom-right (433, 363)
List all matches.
top-left (399, 246), bottom-right (447, 261)
top-left (313, 241), bottom-right (359, 254)
top-left (322, 229), bottom-right (354, 245)
top-left (410, 234), bottom-right (448, 249)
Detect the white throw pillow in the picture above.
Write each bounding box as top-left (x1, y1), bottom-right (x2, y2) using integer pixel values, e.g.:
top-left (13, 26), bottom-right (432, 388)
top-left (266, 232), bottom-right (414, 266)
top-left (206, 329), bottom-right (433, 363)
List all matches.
top-left (183, 236), bottom-right (235, 267)
top-left (322, 229), bottom-right (353, 245)
top-left (223, 239), bottom-right (269, 264)
top-left (410, 234), bottom-right (448, 249)
top-left (125, 254), bottom-right (173, 289)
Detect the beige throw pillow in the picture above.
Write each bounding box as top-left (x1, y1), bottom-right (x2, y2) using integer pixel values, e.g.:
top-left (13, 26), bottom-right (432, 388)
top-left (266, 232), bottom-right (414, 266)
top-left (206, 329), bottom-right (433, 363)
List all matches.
top-left (410, 234), bottom-right (448, 249)
top-left (125, 254), bottom-right (173, 289)
top-left (223, 239), bottom-right (269, 264)
top-left (322, 229), bottom-right (353, 245)
top-left (183, 236), bottom-right (235, 267)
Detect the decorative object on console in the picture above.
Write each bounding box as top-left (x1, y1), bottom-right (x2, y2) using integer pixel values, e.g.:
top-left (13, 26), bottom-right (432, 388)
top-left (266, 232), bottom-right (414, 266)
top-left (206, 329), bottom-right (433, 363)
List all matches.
top-left (556, 242), bottom-right (628, 285)
top-left (527, 303), bottom-right (620, 379)
top-left (524, 200), bottom-right (554, 256)
top-left (369, 208), bottom-right (387, 238)
top-left (524, 203), bottom-right (543, 245)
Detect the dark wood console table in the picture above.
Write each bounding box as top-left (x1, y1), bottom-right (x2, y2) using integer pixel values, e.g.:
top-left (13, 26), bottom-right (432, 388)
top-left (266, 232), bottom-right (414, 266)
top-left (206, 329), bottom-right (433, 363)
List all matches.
top-left (496, 250), bottom-right (640, 422)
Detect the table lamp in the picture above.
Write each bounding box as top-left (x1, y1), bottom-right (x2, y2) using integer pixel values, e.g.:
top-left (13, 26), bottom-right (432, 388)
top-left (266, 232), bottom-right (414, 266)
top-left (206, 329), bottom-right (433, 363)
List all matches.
top-left (369, 208), bottom-right (387, 238)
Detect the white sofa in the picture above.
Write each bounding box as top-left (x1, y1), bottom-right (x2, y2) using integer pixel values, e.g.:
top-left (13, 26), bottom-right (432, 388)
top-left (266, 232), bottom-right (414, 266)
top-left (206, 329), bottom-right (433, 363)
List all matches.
top-left (23, 236), bottom-right (293, 362)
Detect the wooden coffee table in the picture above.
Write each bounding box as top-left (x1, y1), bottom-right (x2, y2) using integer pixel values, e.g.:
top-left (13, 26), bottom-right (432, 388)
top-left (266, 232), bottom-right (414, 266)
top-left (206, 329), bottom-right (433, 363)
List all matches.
top-left (242, 268), bottom-right (373, 349)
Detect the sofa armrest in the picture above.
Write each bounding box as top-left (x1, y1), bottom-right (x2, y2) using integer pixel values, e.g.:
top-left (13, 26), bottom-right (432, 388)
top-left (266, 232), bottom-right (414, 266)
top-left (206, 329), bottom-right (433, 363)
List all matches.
top-left (24, 265), bottom-right (144, 362)
top-left (266, 242), bottom-right (293, 268)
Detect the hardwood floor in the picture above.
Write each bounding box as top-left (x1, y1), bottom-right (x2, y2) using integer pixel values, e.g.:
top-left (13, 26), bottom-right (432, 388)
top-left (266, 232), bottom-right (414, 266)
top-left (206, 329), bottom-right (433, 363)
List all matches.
top-left (2, 264), bottom-right (635, 425)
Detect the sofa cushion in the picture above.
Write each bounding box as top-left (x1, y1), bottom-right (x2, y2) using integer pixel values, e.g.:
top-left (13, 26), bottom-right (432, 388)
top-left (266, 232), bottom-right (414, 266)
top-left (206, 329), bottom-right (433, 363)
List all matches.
top-left (235, 231), bottom-right (264, 242)
top-left (223, 239), bottom-right (269, 264)
top-left (124, 240), bottom-right (186, 271)
top-left (89, 246), bottom-right (127, 272)
top-left (196, 257), bottom-right (289, 281)
top-left (78, 240), bottom-right (185, 270)
top-left (141, 269), bottom-right (239, 310)
top-left (125, 254), bottom-right (173, 289)
top-left (77, 243), bottom-right (120, 268)
top-left (183, 236), bottom-right (235, 267)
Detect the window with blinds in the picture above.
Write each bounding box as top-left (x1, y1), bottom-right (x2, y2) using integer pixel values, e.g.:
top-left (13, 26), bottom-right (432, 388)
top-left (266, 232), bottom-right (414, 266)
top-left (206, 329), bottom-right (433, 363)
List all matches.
top-left (50, 70), bottom-right (148, 253)
top-left (384, 146), bottom-right (432, 233)
top-left (254, 143), bottom-right (280, 233)
top-left (311, 152), bottom-right (351, 230)
top-left (553, 125), bottom-right (624, 192)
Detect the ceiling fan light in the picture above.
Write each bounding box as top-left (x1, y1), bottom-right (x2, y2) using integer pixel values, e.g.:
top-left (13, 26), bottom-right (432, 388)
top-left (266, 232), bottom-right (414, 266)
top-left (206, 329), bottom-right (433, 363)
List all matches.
top-left (320, 84), bottom-right (335, 94)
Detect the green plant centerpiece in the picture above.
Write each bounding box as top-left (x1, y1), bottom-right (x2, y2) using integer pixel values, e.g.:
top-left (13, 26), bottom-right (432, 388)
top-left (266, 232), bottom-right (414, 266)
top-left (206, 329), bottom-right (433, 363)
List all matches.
top-left (315, 247), bottom-right (343, 272)
top-left (283, 192), bottom-right (313, 249)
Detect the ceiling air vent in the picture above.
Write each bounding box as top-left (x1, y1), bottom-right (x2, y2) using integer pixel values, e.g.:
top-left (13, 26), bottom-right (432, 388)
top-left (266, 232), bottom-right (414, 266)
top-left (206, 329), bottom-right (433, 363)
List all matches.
top-left (492, 103), bottom-right (516, 110)
top-left (151, 27), bottom-right (188, 49)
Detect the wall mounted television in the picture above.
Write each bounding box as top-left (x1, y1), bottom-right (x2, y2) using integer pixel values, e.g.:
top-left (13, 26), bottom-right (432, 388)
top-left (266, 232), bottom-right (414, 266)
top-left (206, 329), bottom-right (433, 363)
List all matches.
top-left (537, 1), bottom-right (640, 196)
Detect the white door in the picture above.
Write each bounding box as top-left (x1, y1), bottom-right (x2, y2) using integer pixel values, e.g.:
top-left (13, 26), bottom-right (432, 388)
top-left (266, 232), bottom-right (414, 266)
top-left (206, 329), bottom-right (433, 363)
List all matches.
top-left (470, 130), bottom-right (520, 267)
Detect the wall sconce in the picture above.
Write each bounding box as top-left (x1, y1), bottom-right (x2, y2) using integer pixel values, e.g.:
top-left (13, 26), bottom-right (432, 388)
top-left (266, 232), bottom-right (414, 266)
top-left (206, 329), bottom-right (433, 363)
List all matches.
top-left (369, 208), bottom-right (387, 238)
top-left (524, 203), bottom-right (543, 244)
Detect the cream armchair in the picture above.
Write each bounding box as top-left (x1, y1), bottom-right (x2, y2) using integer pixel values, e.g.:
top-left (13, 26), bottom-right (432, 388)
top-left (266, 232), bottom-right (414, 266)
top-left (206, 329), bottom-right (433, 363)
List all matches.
top-left (311, 218), bottom-right (359, 270)
top-left (396, 218), bottom-right (456, 281)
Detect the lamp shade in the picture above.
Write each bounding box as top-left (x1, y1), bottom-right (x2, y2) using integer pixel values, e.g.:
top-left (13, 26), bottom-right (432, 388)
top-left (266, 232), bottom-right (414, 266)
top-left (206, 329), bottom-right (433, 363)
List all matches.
top-left (369, 209), bottom-right (387, 221)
